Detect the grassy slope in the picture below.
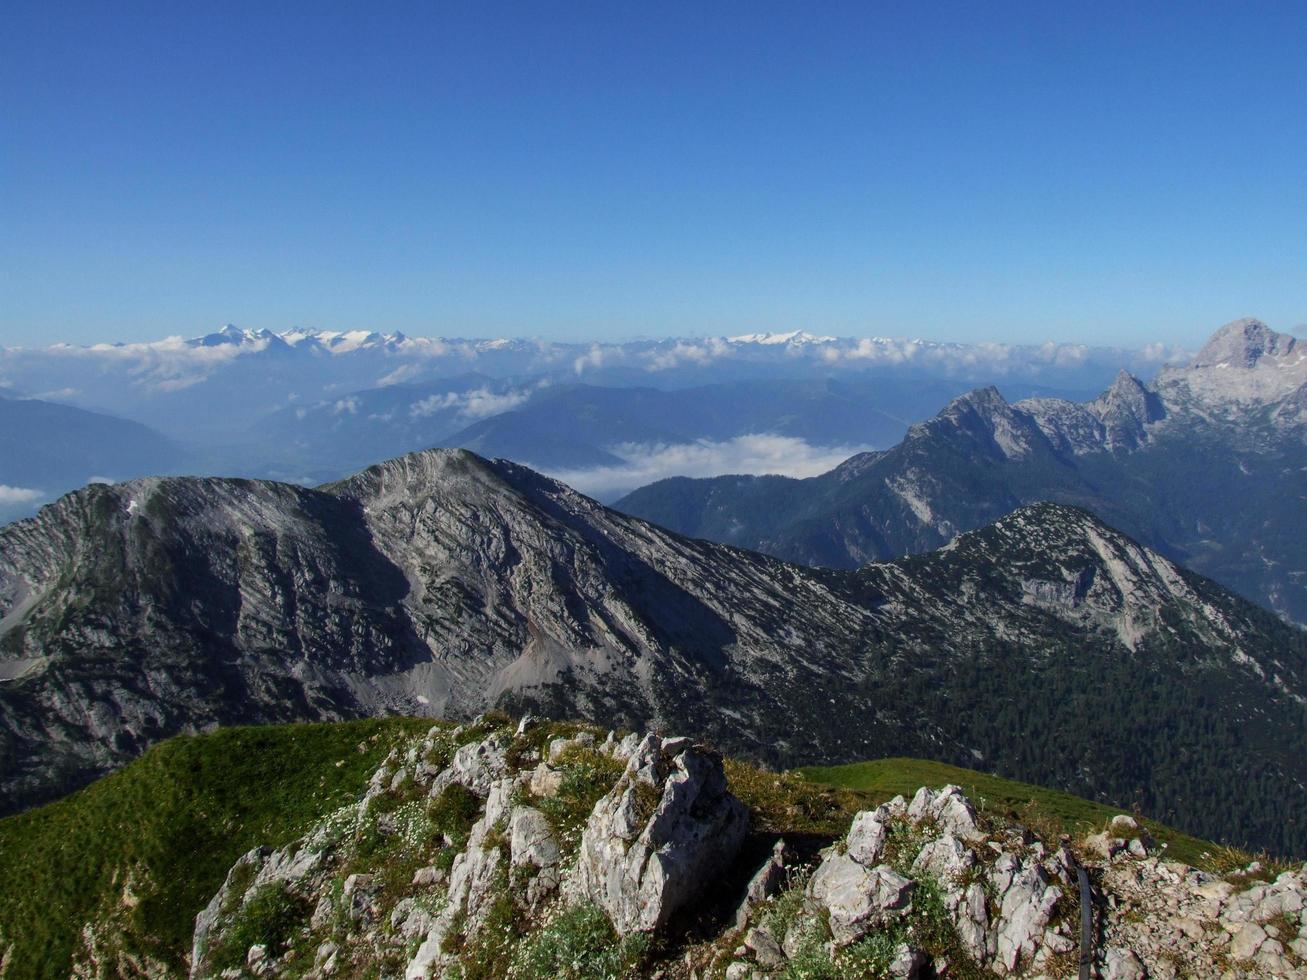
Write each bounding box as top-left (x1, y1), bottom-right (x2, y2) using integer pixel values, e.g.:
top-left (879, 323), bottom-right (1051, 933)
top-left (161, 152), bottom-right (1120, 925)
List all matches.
top-left (0, 722), bottom-right (1237, 979)
top-left (800, 756), bottom-right (1217, 867)
top-left (0, 717), bottom-right (433, 979)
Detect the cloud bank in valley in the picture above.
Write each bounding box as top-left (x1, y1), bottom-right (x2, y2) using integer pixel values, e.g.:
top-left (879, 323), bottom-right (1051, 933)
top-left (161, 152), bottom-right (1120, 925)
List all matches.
top-left (409, 385), bottom-right (538, 420)
top-left (545, 434), bottom-right (870, 499)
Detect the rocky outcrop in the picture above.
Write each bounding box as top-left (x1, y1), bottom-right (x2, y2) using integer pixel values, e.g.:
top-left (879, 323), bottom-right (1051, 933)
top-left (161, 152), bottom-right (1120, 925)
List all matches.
top-left (189, 717), bottom-right (750, 979)
top-left (617, 319), bottom-right (1307, 627)
top-left (1096, 853), bottom-right (1307, 978)
top-left (569, 732), bottom-right (748, 934)
top-left (184, 717), bottom-right (1307, 980)
top-left (723, 784), bottom-right (1307, 980)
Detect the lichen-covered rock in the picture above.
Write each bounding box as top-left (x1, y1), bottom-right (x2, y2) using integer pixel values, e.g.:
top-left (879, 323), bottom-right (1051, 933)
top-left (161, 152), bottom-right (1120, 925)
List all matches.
top-left (509, 804), bottom-right (562, 905)
top-left (846, 800), bottom-right (901, 865)
top-left (547, 731), bottom-right (595, 761)
top-left (568, 734), bottom-right (748, 934)
top-left (912, 831), bottom-right (993, 961)
top-left (408, 776), bottom-right (516, 978)
top-left (990, 850), bottom-right (1065, 974)
top-left (888, 943), bottom-right (929, 978)
top-left (191, 843), bottom-right (325, 979)
top-left (1100, 945), bottom-right (1146, 980)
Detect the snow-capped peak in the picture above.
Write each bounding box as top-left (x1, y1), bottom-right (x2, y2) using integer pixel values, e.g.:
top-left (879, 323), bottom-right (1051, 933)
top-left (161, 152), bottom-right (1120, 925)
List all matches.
top-left (727, 330), bottom-right (837, 346)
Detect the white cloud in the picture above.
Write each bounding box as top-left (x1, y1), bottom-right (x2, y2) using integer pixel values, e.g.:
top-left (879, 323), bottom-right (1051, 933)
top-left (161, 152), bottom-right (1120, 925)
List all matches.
top-left (31, 387), bottom-right (82, 400)
top-left (409, 393), bottom-right (461, 418)
top-left (376, 363), bottom-right (424, 386)
top-left (824, 338), bottom-right (919, 364)
top-left (573, 345), bottom-right (610, 375)
top-left (0, 485), bottom-right (44, 506)
top-left (22, 332), bottom-right (270, 394)
top-left (462, 387), bottom-right (533, 418)
top-left (643, 339), bottom-right (729, 371)
top-left (334, 397), bottom-right (360, 415)
top-left (544, 434), bottom-right (869, 499)
top-left (409, 385), bottom-right (539, 420)
top-left (1139, 342), bottom-right (1190, 364)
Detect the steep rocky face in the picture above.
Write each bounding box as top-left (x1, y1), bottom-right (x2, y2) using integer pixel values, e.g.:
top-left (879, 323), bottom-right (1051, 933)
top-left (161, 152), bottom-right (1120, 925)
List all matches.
top-left (1186, 316), bottom-right (1301, 372)
top-left (860, 503), bottom-right (1290, 658)
top-left (2, 451), bottom-right (1307, 851)
top-left (617, 318), bottom-right (1307, 623)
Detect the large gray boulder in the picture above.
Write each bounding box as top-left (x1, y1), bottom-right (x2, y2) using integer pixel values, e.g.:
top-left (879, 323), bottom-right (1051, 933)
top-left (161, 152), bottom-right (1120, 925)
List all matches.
top-left (427, 733), bottom-right (509, 798)
top-left (510, 804), bottom-right (562, 906)
top-left (806, 854), bottom-right (914, 944)
top-left (407, 776), bottom-right (515, 979)
top-left (990, 850), bottom-right (1066, 974)
top-left (568, 734), bottom-right (748, 934)
top-left (907, 784), bottom-right (982, 840)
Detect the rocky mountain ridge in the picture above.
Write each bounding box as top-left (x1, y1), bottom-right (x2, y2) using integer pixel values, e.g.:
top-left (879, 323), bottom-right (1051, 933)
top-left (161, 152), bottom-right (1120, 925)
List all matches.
top-left (2, 449), bottom-right (1306, 853)
top-left (616, 318), bottom-right (1307, 623)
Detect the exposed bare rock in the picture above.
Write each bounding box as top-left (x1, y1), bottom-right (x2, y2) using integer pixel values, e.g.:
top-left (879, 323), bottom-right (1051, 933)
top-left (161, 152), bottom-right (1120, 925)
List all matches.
top-left (569, 733), bottom-right (749, 934)
top-left (806, 855), bottom-right (915, 944)
top-left (733, 838), bottom-right (791, 928)
top-left (907, 784), bottom-right (982, 841)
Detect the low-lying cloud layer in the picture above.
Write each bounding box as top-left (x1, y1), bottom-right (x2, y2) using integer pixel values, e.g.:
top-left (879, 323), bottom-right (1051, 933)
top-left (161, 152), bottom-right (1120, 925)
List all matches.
top-left (409, 386), bottom-right (536, 420)
top-left (545, 434), bottom-right (869, 500)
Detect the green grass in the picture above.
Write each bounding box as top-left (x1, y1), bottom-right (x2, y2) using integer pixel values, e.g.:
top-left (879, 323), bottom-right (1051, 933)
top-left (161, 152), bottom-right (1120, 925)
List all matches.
top-left (0, 716), bottom-right (433, 980)
top-left (798, 756), bottom-right (1218, 867)
top-left (205, 880), bottom-right (312, 972)
top-left (508, 902), bottom-right (649, 979)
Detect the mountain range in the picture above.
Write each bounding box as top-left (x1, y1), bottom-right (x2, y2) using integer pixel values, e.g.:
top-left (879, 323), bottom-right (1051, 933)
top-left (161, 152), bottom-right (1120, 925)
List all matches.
top-left (618, 318), bottom-right (1307, 624)
top-left (2, 447), bottom-right (1305, 853)
top-left (0, 327), bottom-right (1181, 441)
top-left (0, 324), bottom-right (1162, 516)
top-left (251, 374), bottom-right (1090, 493)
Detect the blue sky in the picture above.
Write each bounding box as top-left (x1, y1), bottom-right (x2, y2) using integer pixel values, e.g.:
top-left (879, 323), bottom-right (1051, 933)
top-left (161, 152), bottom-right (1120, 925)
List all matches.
top-left (3, 1), bottom-right (1305, 347)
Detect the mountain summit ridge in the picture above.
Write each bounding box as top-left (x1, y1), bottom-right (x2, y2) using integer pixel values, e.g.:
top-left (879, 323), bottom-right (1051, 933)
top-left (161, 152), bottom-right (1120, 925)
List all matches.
top-left (3, 449), bottom-right (1307, 853)
top-left (1188, 316), bottom-right (1299, 369)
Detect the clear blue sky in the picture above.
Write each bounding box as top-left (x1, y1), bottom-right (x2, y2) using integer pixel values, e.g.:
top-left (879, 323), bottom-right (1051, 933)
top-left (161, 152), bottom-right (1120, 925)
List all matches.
top-left (3, 1), bottom-right (1305, 347)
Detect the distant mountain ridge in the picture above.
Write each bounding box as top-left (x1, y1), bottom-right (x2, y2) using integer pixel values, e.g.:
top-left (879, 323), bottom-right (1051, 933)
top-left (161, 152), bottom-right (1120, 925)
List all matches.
top-left (2, 449), bottom-right (1305, 852)
top-left (617, 318), bottom-right (1307, 623)
top-left (0, 323), bottom-right (1184, 440)
top-left (254, 375), bottom-right (1012, 490)
top-left (0, 393), bottom-right (184, 520)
